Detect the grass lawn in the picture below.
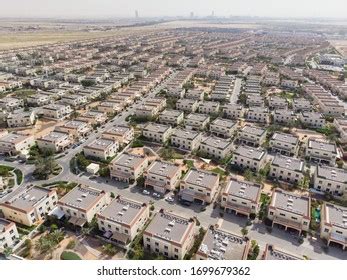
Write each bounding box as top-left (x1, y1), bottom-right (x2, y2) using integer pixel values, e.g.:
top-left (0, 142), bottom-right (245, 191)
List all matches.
top-left (0, 165), bottom-right (14, 176)
top-left (14, 169), bottom-right (23, 185)
top-left (60, 251), bottom-right (81, 260)
top-left (211, 167), bottom-right (227, 177)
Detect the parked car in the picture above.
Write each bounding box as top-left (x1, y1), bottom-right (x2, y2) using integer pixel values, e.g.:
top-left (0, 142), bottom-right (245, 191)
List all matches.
top-left (142, 190), bottom-right (150, 195)
top-left (165, 196), bottom-right (175, 203)
top-left (153, 192), bottom-right (161, 199)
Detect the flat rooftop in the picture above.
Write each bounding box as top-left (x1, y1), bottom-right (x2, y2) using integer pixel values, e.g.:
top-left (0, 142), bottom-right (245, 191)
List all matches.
top-left (271, 155), bottom-right (304, 172)
top-left (58, 185), bottom-right (105, 211)
top-left (98, 197), bottom-right (146, 226)
top-left (2, 186), bottom-right (53, 213)
top-left (198, 227), bottom-right (248, 260)
top-left (271, 132), bottom-right (299, 145)
top-left (147, 161), bottom-right (180, 178)
top-left (0, 218), bottom-right (14, 232)
top-left (143, 123), bottom-right (171, 133)
top-left (186, 113), bottom-right (209, 122)
top-left (234, 146), bottom-right (266, 160)
top-left (270, 190), bottom-right (310, 217)
top-left (112, 153), bottom-right (146, 168)
top-left (323, 203), bottom-right (347, 229)
top-left (144, 210), bottom-right (194, 245)
top-left (39, 131), bottom-right (69, 142)
top-left (103, 125), bottom-right (132, 136)
top-left (241, 125), bottom-right (266, 136)
top-left (172, 128), bottom-right (201, 140)
top-left (183, 169), bottom-right (219, 190)
top-left (316, 165), bottom-right (347, 183)
top-left (308, 139), bottom-right (337, 153)
top-left (0, 132), bottom-right (31, 144)
top-left (263, 244), bottom-right (303, 260)
top-left (160, 109), bottom-right (183, 118)
top-left (84, 138), bottom-right (115, 151)
top-left (201, 136), bottom-right (232, 150)
top-left (224, 179), bottom-right (261, 202)
top-left (211, 118), bottom-right (236, 129)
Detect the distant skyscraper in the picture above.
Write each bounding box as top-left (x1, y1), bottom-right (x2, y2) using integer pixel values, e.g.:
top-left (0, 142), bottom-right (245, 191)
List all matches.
top-left (212, 11), bottom-right (215, 17)
top-left (135, 10), bottom-right (139, 18)
top-left (190, 11), bottom-right (194, 18)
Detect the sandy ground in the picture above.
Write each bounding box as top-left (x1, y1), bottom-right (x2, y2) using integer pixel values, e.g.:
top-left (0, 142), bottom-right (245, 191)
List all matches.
top-left (18, 118), bottom-right (61, 139)
top-left (291, 128), bottom-right (326, 143)
top-left (329, 40), bottom-right (347, 58)
top-left (0, 25), bottom-right (166, 50)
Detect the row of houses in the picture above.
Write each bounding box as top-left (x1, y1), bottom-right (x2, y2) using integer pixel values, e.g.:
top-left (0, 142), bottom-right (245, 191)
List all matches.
top-left (1, 183), bottom-right (346, 255)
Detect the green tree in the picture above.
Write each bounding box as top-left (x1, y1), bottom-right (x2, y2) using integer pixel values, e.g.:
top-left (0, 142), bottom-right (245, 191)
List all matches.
top-left (34, 154), bottom-right (58, 179)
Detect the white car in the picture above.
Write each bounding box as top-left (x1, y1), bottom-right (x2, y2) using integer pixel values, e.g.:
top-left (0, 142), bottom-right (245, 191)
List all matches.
top-left (152, 192), bottom-right (161, 198)
top-left (165, 196), bottom-right (175, 203)
top-left (142, 190), bottom-right (150, 195)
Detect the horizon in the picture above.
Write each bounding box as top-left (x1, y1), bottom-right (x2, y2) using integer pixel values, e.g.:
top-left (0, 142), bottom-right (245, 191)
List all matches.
top-left (0, 0), bottom-right (346, 19)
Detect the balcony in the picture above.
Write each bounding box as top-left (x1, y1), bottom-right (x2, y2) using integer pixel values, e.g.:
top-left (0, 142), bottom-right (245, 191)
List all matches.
top-left (225, 201), bottom-right (252, 215)
top-left (145, 178), bottom-right (167, 188)
top-left (329, 233), bottom-right (347, 247)
top-left (273, 216), bottom-right (303, 231)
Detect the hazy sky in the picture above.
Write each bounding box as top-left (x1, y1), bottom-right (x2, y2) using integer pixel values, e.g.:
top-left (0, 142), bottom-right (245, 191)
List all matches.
top-left (0, 0), bottom-right (346, 19)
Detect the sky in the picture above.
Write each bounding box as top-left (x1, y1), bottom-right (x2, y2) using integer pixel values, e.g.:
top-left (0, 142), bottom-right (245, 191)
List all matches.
top-left (0, 0), bottom-right (346, 19)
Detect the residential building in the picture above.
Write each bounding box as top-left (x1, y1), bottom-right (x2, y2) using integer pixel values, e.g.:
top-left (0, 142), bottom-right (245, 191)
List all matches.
top-left (77, 110), bottom-right (107, 125)
top-left (83, 138), bottom-right (118, 160)
top-left (0, 218), bottom-right (19, 249)
top-left (246, 107), bottom-right (269, 123)
top-left (262, 244), bottom-right (304, 260)
top-left (273, 109), bottom-right (296, 124)
top-left (221, 178), bottom-right (261, 217)
top-left (143, 209), bottom-right (196, 259)
top-left (159, 110), bottom-right (184, 126)
top-left (96, 196), bottom-right (149, 246)
top-left (238, 125), bottom-right (266, 147)
top-left (313, 165), bottom-right (347, 196)
top-left (196, 225), bottom-right (250, 260)
top-left (0, 132), bottom-right (34, 156)
top-left (110, 153), bottom-right (148, 182)
top-left (292, 98), bottom-right (312, 112)
top-left (36, 131), bottom-right (72, 153)
top-left (0, 186), bottom-right (58, 227)
top-left (269, 132), bottom-right (300, 156)
top-left (198, 101), bottom-right (220, 114)
top-left (268, 189), bottom-right (311, 234)
top-left (210, 118), bottom-right (237, 138)
top-left (185, 113), bottom-right (210, 130)
top-left (176, 99), bottom-right (199, 112)
top-left (41, 104), bottom-right (72, 120)
top-left (142, 123), bottom-right (173, 143)
top-left (135, 105), bottom-right (159, 118)
top-left (180, 169), bottom-right (219, 204)
top-left (144, 161), bottom-right (182, 193)
top-left (270, 155), bottom-right (304, 184)
top-left (299, 112), bottom-right (326, 128)
top-left (171, 128), bottom-right (202, 151)
top-left (7, 111), bottom-right (36, 128)
top-left (199, 136), bottom-right (233, 159)
top-left (320, 203), bottom-right (347, 250)
top-left (57, 185), bottom-right (109, 226)
top-left (102, 125), bottom-right (134, 145)
top-left (54, 120), bottom-right (92, 139)
top-left (223, 104), bottom-right (244, 119)
top-left (232, 146), bottom-right (267, 172)
top-left (306, 139), bottom-right (337, 166)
